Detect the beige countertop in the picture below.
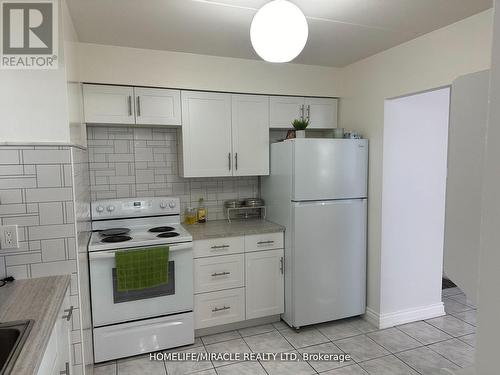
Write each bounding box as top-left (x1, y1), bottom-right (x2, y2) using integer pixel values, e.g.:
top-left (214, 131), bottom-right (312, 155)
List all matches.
top-left (0, 275), bottom-right (70, 375)
top-left (184, 219), bottom-right (285, 240)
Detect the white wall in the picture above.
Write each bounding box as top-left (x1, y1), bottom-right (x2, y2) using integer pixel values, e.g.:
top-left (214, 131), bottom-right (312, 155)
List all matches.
top-left (339, 9), bottom-right (493, 318)
top-left (444, 70), bottom-right (490, 305)
top-left (78, 43), bottom-right (343, 97)
top-left (476, 1), bottom-right (500, 372)
top-left (377, 88), bottom-right (449, 327)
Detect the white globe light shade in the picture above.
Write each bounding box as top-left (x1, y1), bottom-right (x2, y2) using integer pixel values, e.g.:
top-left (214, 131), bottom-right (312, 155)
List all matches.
top-left (250, 0), bottom-right (308, 63)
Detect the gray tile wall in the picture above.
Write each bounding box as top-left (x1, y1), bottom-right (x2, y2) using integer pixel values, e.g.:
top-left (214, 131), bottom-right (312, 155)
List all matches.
top-left (0, 145), bottom-right (89, 375)
top-left (87, 126), bottom-right (260, 220)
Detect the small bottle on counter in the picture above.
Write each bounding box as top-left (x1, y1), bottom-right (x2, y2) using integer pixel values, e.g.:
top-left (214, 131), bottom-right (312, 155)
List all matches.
top-left (197, 198), bottom-right (207, 223)
top-left (185, 207), bottom-right (197, 225)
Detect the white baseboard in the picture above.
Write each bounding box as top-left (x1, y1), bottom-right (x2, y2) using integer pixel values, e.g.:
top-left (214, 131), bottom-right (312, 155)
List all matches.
top-left (364, 302), bottom-right (445, 329)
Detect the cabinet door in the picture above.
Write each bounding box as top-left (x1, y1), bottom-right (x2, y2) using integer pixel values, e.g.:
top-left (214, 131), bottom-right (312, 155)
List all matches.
top-left (83, 84), bottom-right (135, 124)
top-left (232, 94), bottom-right (270, 176)
top-left (304, 98), bottom-right (338, 129)
top-left (245, 249), bottom-right (284, 319)
top-left (181, 91), bottom-right (233, 177)
top-left (269, 96), bottom-right (304, 129)
top-left (134, 87), bottom-right (181, 126)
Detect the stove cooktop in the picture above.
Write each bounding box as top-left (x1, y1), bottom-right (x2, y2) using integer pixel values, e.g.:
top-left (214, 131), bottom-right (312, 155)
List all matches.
top-left (89, 223), bottom-right (192, 252)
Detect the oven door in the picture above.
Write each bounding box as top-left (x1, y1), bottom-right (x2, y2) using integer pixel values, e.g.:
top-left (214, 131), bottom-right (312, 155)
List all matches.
top-left (89, 242), bottom-right (193, 327)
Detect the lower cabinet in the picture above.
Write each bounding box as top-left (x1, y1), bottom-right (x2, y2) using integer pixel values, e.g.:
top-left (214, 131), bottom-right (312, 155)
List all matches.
top-left (245, 249), bottom-right (284, 320)
top-left (37, 288), bottom-right (73, 375)
top-left (193, 232), bottom-right (284, 330)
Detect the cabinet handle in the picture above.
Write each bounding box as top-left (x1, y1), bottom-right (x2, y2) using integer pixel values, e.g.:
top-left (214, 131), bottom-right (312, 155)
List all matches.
top-left (228, 153), bottom-right (231, 171)
top-left (280, 256), bottom-right (284, 274)
top-left (136, 96), bottom-right (141, 116)
top-left (300, 104), bottom-right (305, 120)
top-left (235, 153), bottom-right (238, 170)
top-left (211, 245), bottom-right (230, 249)
top-left (211, 271), bottom-right (231, 277)
top-left (62, 305), bottom-right (74, 322)
top-left (257, 240), bottom-right (275, 245)
top-left (306, 105), bottom-right (311, 122)
top-left (60, 362), bottom-right (70, 375)
top-left (212, 305), bottom-right (231, 313)
top-left (127, 96), bottom-right (132, 116)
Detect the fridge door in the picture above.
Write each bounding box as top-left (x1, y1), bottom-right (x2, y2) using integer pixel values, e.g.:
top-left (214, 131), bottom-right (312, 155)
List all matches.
top-left (290, 199), bottom-right (366, 327)
top-left (292, 139), bottom-right (368, 201)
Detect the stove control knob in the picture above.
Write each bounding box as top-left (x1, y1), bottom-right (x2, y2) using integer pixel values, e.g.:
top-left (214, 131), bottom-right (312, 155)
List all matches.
top-left (96, 205), bottom-right (104, 213)
top-left (168, 201), bottom-right (176, 208)
top-left (160, 202), bottom-right (167, 209)
top-left (107, 205), bottom-right (115, 212)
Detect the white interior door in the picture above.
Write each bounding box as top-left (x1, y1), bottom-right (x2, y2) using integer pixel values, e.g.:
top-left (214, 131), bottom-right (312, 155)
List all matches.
top-left (134, 87), bottom-right (181, 126)
top-left (181, 91), bottom-right (233, 177)
top-left (83, 84), bottom-right (135, 124)
top-left (292, 139), bottom-right (368, 201)
top-left (232, 94), bottom-right (269, 176)
top-left (292, 199), bottom-right (367, 327)
top-left (304, 98), bottom-right (338, 129)
top-left (245, 249), bottom-right (284, 319)
top-left (269, 96), bottom-right (304, 128)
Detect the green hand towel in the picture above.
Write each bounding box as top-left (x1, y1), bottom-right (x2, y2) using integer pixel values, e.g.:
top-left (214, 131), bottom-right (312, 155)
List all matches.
top-left (115, 246), bottom-right (169, 292)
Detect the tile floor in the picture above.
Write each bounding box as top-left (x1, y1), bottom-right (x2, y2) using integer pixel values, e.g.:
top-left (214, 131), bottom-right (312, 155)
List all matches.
top-left (94, 287), bottom-right (476, 375)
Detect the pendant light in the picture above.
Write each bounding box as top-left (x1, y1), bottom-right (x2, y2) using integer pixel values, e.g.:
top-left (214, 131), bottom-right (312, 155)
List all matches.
top-left (250, 0), bottom-right (309, 63)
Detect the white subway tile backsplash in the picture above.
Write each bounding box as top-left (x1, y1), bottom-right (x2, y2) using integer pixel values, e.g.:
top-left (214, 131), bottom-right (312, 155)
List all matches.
top-left (28, 223), bottom-right (75, 240)
top-left (0, 176), bottom-right (37, 189)
top-left (0, 165), bottom-right (24, 175)
top-left (0, 150), bottom-right (20, 164)
top-left (41, 239), bottom-right (66, 262)
top-left (36, 165), bottom-right (62, 187)
top-left (30, 259), bottom-right (77, 277)
top-left (5, 252), bottom-right (42, 266)
top-left (25, 187), bottom-right (73, 202)
top-left (38, 202), bottom-right (64, 225)
top-left (0, 189), bottom-right (23, 204)
top-left (23, 149), bottom-right (71, 164)
top-left (0, 257), bottom-right (5, 278)
top-left (6, 265), bottom-right (28, 279)
top-left (0, 204), bottom-right (26, 215)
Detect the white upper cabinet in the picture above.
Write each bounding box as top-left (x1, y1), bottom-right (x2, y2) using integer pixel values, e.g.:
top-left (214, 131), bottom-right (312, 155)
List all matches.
top-left (180, 91), bottom-right (233, 177)
top-left (180, 91), bottom-right (270, 178)
top-left (270, 96), bottom-right (338, 129)
top-left (231, 94), bottom-right (269, 176)
top-left (83, 84), bottom-right (181, 126)
top-left (83, 84), bottom-right (135, 124)
top-left (269, 96), bottom-right (305, 129)
top-left (304, 97), bottom-right (338, 129)
top-left (134, 87), bottom-right (181, 126)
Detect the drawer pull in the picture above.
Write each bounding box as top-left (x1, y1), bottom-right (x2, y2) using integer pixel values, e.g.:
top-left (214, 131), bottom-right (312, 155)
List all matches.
top-left (211, 271), bottom-right (231, 277)
top-left (60, 362), bottom-right (70, 375)
top-left (257, 240), bottom-right (275, 245)
top-left (62, 305), bottom-right (74, 321)
top-left (212, 305), bottom-right (231, 313)
top-left (211, 245), bottom-right (230, 249)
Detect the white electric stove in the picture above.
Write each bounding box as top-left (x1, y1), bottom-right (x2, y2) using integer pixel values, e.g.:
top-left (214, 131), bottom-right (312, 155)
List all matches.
top-left (88, 197), bottom-right (194, 363)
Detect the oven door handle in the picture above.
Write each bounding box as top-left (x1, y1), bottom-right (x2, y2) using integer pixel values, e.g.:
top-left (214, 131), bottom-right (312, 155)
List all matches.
top-left (89, 243), bottom-right (192, 260)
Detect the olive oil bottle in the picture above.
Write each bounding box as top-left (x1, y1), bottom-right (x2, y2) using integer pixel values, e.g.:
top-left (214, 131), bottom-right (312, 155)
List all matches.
top-left (197, 198), bottom-right (207, 223)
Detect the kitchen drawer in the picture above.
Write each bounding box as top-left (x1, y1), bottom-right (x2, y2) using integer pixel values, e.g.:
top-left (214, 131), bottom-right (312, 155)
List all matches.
top-left (194, 288), bottom-right (245, 329)
top-left (193, 236), bottom-right (244, 258)
top-left (194, 254), bottom-right (244, 294)
top-left (245, 232), bottom-right (284, 252)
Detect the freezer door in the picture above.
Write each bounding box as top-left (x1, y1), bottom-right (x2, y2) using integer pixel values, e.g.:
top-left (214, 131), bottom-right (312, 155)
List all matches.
top-left (291, 199), bottom-right (366, 327)
top-left (292, 139), bottom-right (368, 201)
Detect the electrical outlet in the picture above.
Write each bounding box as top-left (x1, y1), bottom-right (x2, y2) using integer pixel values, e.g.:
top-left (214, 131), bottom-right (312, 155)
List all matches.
top-left (0, 225), bottom-right (19, 249)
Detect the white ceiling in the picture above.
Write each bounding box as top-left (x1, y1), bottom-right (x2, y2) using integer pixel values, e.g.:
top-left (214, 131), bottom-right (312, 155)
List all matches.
top-left (66, 0), bottom-right (492, 67)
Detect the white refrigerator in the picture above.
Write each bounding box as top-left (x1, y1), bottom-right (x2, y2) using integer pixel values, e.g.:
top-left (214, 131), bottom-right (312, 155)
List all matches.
top-left (261, 138), bottom-right (368, 329)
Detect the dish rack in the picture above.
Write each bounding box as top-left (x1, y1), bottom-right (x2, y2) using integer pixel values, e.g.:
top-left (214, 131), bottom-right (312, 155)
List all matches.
top-left (225, 206), bottom-right (266, 223)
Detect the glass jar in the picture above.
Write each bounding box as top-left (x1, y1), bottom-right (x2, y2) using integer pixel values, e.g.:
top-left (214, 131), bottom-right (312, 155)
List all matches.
top-left (185, 207), bottom-right (197, 225)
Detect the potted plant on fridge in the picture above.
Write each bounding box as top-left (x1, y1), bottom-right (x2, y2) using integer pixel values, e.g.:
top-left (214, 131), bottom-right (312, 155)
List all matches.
top-left (292, 118), bottom-right (309, 138)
